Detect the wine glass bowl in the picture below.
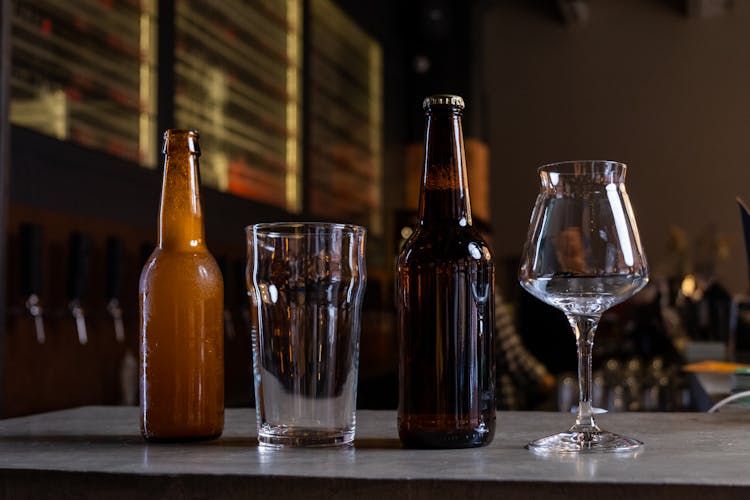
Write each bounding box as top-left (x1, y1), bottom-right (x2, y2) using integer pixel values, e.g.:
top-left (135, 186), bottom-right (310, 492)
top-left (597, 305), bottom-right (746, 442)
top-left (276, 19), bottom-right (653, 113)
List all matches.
top-left (519, 160), bottom-right (648, 453)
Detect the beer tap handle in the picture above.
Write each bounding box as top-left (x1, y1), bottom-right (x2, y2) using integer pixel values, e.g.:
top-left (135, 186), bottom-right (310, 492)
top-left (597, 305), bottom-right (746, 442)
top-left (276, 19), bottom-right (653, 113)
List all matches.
top-left (107, 299), bottom-right (125, 343)
top-left (67, 232), bottom-right (91, 345)
top-left (20, 223), bottom-right (45, 343)
top-left (26, 294), bottom-right (46, 344)
top-left (33, 311), bottom-right (46, 344)
top-left (106, 237), bottom-right (126, 342)
top-left (71, 301), bottom-right (88, 345)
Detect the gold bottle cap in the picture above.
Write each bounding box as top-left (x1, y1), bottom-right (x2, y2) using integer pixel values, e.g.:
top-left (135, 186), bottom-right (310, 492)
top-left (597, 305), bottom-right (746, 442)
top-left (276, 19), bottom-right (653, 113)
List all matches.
top-left (423, 94), bottom-right (465, 111)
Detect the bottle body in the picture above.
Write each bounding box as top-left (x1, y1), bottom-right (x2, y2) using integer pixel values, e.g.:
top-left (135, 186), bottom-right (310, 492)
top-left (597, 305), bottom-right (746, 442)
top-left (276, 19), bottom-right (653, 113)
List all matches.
top-left (140, 250), bottom-right (224, 440)
top-left (398, 225), bottom-right (495, 448)
top-left (397, 96), bottom-right (495, 448)
top-left (139, 130), bottom-right (224, 441)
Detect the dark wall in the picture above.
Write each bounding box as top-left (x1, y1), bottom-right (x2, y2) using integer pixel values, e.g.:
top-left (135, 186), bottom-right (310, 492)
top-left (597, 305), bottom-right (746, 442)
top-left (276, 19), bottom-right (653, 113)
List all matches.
top-left (333, 0), bottom-right (410, 211)
top-left (479, 0), bottom-right (750, 293)
top-left (335, 0), bottom-right (476, 179)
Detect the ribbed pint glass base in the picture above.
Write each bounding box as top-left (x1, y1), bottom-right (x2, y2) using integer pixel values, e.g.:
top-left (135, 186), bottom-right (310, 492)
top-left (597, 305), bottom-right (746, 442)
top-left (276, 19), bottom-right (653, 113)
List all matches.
top-left (258, 424), bottom-right (355, 448)
top-left (528, 429), bottom-right (642, 454)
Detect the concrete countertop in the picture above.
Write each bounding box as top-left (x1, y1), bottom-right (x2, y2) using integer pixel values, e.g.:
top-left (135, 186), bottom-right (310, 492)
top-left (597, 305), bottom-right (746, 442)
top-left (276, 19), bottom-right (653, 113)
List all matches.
top-left (0, 406), bottom-right (749, 499)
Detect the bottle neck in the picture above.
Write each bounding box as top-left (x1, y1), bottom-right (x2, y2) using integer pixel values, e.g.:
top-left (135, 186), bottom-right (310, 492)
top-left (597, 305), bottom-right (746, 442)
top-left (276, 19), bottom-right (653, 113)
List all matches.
top-left (158, 150), bottom-right (206, 251)
top-left (417, 109), bottom-right (472, 226)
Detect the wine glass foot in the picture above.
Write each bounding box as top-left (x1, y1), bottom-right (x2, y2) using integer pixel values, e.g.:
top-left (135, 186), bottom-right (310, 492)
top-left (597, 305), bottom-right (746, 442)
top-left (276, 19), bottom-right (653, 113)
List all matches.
top-left (527, 429), bottom-right (643, 454)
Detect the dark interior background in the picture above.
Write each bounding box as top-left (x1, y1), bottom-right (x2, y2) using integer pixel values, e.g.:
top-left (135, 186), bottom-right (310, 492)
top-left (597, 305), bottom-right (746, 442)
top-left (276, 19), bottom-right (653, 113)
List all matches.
top-left (1, 0), bottom-right (748, 416)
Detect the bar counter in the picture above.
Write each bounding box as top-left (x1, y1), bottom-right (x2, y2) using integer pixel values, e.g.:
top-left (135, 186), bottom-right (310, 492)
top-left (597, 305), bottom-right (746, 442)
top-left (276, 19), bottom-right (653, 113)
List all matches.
top-left (0, 407), bottom-right (749, 499)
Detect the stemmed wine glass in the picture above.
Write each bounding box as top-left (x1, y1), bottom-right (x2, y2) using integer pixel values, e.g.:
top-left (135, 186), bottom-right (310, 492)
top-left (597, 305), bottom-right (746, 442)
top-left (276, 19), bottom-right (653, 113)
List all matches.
top-left (519, 160), bottom-right (648, 453)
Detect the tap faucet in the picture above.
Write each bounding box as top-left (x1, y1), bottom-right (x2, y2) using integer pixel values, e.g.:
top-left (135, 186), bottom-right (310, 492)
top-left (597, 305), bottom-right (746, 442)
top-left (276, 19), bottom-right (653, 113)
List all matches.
top-left (20, 224), bottom-right (45, 343)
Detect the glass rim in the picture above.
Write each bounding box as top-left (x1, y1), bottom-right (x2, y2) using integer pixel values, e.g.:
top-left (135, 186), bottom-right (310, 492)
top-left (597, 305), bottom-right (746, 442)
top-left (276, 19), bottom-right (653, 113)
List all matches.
top-left (538, 160), bottom-right (627, 174)
top-left (247, 221), bottom-right (367, 237)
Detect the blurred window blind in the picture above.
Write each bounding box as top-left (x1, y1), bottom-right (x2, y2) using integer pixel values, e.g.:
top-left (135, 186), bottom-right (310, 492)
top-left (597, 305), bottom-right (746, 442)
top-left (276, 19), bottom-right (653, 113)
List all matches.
top-left (9, 0), bottom-right (158, 167)
top-left (174, 0), bottom-right (302, 213)
top-left (309, 0), bottom-right (383, 234)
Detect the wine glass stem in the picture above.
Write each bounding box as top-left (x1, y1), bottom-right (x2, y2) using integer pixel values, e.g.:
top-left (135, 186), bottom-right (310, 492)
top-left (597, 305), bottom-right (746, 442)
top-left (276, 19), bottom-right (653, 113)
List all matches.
top-left (567, 314), bottom-right (601, 432)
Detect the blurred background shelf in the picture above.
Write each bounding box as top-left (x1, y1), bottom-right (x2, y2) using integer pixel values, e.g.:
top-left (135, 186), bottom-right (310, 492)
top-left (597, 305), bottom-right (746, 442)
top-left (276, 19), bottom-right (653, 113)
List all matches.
top-left (9, 0), bottom-right (157, 167)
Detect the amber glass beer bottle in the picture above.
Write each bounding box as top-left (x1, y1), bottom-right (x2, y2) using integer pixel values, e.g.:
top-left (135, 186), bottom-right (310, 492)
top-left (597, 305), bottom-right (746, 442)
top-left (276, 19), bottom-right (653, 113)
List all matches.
top-left (139, 130), bottom-right (224, 441)
top-left (397, 95), bottom-right (495, 448)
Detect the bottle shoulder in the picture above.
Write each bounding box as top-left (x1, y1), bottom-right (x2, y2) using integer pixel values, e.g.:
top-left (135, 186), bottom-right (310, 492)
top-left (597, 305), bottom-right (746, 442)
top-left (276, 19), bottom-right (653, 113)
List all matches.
top-left (143, 246), bottom-right (219, 259)
top-left (139, 248), bottom-right (223, 290)
top-left (398, 225), bottom-right (493, 266)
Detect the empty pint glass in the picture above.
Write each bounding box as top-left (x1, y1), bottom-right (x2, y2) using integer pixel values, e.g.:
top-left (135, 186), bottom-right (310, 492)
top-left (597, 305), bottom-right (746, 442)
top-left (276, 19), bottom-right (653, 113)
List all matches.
top-left (246, 223), bottom-right (367, 447)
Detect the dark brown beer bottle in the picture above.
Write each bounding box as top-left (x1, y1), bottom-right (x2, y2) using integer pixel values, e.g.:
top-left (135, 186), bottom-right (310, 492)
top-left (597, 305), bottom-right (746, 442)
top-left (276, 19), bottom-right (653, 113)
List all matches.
top-left (397, 95), bottom-right (495, 448)
top-left (139, 130), bottom-right (224, 441)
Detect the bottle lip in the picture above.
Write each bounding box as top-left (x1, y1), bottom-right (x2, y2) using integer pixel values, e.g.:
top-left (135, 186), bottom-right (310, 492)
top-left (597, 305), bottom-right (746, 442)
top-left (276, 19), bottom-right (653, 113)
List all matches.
top-left (162, 129), bottom-right (201, 155)
top-left (423, 94), bottom-right (465, 112)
